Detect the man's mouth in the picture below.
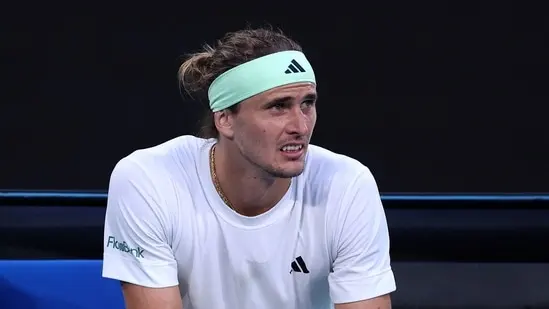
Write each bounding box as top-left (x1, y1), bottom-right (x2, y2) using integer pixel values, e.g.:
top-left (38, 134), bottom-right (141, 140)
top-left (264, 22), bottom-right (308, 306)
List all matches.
top-left (280, 144), bottom-right (304, 152)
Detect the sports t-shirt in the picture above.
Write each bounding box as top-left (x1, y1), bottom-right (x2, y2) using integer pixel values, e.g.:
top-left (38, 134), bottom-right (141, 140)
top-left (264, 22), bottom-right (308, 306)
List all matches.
top-left (102, 135), bottom-right (396, 309)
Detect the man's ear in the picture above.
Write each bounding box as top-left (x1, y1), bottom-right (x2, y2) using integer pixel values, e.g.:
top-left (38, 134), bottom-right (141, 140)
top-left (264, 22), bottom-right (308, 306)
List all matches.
top-left (214, 110), bottom-right (235, 139)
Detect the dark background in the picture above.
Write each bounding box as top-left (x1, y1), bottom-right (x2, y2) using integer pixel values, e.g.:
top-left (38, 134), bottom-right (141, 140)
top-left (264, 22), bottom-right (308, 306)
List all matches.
top-left (3, 1), bottom-right (549, 308)
top-left (3, 2), bottom-right (548, 194)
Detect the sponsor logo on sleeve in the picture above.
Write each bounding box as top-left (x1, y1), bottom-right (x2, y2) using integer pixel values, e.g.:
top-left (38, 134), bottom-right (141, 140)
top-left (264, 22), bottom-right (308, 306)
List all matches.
top-left (106, 236), bottom-right (145, 258)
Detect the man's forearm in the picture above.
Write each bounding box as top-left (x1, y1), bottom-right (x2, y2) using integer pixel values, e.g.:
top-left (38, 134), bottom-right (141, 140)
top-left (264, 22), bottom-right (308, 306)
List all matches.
top-left (122, 283), bottom-right (183, 309)
top-left (335, 294), bottom-right (391, 309)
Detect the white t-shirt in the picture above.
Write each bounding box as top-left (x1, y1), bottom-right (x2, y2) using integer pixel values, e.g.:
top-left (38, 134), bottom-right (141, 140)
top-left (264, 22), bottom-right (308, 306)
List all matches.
top-left (102, 135), bottom-right (396, 309)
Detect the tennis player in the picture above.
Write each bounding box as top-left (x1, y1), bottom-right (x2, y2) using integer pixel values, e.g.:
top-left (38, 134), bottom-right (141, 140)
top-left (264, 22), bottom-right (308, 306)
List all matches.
top-left (102, 27), bottom-right (396, 309)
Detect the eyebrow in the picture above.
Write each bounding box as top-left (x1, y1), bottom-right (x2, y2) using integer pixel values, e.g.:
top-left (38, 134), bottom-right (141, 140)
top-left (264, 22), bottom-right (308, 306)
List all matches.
top-left (265, 93), bottom-right (318, 106)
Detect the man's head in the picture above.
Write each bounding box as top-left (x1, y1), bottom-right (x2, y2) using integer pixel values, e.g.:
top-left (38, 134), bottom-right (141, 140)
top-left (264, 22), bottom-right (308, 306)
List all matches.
top-left (178, 27), bottom-right (317, 178)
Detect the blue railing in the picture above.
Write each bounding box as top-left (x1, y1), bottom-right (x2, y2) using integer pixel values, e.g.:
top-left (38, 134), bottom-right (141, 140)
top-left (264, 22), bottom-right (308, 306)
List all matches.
top-left (1, 191), bottom-right (549, 208)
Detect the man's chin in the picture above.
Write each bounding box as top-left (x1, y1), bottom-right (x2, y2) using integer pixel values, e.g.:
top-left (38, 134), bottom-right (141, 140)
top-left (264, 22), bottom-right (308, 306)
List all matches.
top-left (269, 163), bottom-right (305, 179)
top-left (274, 170), bottom-right (304, 179)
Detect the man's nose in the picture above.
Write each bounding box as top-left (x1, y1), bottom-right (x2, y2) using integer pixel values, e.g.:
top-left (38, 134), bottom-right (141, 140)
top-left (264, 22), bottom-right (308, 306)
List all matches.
top-left (286, 108), bottom-right (309, 135)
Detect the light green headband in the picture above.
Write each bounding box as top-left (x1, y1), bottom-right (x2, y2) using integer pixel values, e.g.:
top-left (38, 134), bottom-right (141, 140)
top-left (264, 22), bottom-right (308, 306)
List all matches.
top-left (207, 50), bottom-right (316, 112)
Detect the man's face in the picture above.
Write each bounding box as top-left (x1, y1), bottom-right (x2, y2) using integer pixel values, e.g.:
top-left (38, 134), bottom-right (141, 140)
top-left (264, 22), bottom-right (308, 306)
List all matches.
top-left (224, 82), bottom-right (317, 178)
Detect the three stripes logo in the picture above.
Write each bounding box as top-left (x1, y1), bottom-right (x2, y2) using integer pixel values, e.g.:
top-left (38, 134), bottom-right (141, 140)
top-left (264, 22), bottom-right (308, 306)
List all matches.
top-left (284, 59), bottom-right (306, 74)
top-left (290, 256), bottom-right (310, 274)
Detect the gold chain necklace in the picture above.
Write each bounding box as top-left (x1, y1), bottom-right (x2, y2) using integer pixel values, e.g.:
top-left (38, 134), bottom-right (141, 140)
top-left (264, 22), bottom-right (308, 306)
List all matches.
top-left (209, 144), bottom-right (235, 210)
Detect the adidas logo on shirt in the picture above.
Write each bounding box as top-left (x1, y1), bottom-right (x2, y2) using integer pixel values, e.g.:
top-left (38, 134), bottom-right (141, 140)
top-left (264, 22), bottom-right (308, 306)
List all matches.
top-left (290, 256), bottom-right (309, 274)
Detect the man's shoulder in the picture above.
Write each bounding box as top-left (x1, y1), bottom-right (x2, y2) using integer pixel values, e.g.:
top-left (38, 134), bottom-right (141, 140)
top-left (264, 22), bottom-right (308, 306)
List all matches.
top-left (108, 135), bottom-right (212, 210)
top-left (119, 135), bottom-right (211, 172)
top-left (109, 135), bottom-right (213, 196)
top-left (305, 144), bottom-right (371, 182)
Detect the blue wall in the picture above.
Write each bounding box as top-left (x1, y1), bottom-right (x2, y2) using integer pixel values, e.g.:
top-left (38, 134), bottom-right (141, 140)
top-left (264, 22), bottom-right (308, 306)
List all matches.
top-left (0, 260), bottom-right (124, 309)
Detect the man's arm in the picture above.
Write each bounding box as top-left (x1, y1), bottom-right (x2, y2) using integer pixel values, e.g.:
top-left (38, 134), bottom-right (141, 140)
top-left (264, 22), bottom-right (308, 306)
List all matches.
top-left (329, 168), bottom-right (396, 309)
top-left (122, 283), bottom-right (182, 309)
top-left (335, 294), bottom-right (391, 309)
top-left (102, 157), bottom-right (182, 309)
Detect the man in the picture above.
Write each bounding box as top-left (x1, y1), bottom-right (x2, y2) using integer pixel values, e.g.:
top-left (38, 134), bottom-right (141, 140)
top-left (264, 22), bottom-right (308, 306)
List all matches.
top-left (103, 27), bottom-right (396, 309)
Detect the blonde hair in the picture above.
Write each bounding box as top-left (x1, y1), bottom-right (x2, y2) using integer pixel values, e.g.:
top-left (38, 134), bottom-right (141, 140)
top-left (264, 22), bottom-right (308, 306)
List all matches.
top-left (177, 27), bottom-right (303, 138)
top-left (178, 44), bottom-right (214, 100)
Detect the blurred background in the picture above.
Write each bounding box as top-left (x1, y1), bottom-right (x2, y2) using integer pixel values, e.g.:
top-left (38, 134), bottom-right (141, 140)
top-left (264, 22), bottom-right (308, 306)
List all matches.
top-left (2, 1), bottom-right (549, 308)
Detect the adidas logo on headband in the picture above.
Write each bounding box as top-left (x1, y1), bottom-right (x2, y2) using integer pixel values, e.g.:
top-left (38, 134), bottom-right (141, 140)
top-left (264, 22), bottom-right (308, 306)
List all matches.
top-left (285, 59), bottom-right (306, 74)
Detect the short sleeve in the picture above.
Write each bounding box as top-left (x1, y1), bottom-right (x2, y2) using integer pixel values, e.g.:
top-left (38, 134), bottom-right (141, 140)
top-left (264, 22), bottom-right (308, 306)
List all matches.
top-left (102, 157), bottom-right (179, 288)
top-left (328, 169), bottom-right (396, 304)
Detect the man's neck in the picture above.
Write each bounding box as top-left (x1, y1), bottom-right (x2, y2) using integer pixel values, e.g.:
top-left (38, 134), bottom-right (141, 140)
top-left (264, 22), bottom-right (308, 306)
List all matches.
top-left (213, 143), bottom-right (291, 217)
